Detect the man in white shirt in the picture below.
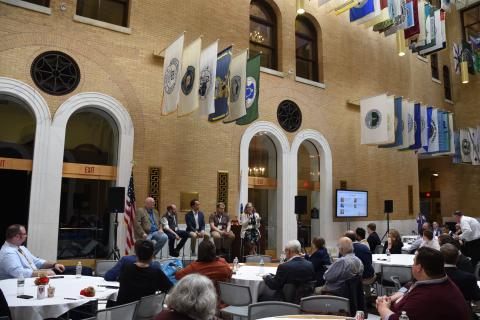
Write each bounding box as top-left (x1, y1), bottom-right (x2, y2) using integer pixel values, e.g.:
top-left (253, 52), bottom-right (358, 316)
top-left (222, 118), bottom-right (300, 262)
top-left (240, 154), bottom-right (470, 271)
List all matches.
top-left (0, 224), bottom-right (65, 280)
top-left (453, 210), bottom-right (480, 267)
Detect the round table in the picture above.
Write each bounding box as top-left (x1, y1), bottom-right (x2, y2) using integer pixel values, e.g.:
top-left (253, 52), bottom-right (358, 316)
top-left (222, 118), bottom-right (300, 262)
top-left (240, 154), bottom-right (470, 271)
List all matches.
top-left (372, 254), bottom-right (415, 272)
top-left (232, 264), bottom-right (277, 302)
top-left (258, 316), bottom-right (348, 319)
top-left (0, 275), bottom-right (119, 320)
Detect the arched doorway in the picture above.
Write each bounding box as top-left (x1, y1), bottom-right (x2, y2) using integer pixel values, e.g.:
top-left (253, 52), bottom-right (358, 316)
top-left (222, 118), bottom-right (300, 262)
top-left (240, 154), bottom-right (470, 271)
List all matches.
top-left (0, 95), bottom-right (35, 239)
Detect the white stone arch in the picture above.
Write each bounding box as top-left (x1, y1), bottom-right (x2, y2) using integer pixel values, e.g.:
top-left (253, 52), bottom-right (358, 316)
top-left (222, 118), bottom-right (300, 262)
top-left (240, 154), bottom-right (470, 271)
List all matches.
top-left (0, 77), bottom-right (52, 257)
top-left (36, 93), bottom-right (134, 260)
top-left (239, 121), bottom-right (291, 251)
top-left (291, 129), bottom-right (334, 244)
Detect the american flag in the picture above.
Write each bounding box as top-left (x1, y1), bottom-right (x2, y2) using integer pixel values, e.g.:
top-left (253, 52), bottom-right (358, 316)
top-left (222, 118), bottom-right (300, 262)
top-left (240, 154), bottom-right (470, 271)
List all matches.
top-left (124, 173), bottom-right (136, 255)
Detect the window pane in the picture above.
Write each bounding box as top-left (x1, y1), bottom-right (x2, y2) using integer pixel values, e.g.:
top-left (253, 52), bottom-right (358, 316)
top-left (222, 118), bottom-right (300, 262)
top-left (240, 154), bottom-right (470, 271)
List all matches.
top-left (76, 0), bottom-right (128, 27)
top-left (24, 0), bottom-right (50, 6)
top-left (64, 109), bottom-right (118, 165)
top-left (443, 66), bottom-right (452, 101)
top-left (249, 43), bottom-right (274, 69)
top-left (296, 59), bottom-right (315, 81)
top-left (58, 178), bottom-right (113, 259)
top-left (250, 2), bottom-right (271, 21)
top-left (296, 18), bottom-right (315, 38)
top-left (0, 95), bottom-right (35, 160)
top-left (431, 54), bottom-right (439, 79)
top-left (249, 134), bottom-right (277, 179)
top-left (296, 36), bottom-right (314, 60)
top-left (250, 20), bottom-right (273, 46)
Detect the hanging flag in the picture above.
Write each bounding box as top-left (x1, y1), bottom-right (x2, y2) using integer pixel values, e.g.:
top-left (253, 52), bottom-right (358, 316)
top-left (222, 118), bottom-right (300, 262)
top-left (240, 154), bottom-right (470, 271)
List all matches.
top-left (419, 9), bottom-right (446, 55)
top-left (460, 128), bottom-right (472, 163)
top-left (405, 0), bottom-right (414, 29)
top-left (363, 6), bottom-right (390, 28)
top-left (209, 46), bottom-right (233, 122)
top-left (379, 96), bottom-right (403, 148)
top-left (441, 0), bottom-right (451, 12)
top-left (437, 110), bottom-right (449, 153)
top-left (237, 54), bottom-right (261, 126)
top-left (448, 113), bottom-right (455, 154)
top-left (349, 0), bottom-right (376, 23)
top-left (420, 105), bottom-right (428, 149)
top-left (162, 34), bottom-right (184, 115)
top-left (468, 128), bottom-right (480, 165)
top-left (462, 40), bottom-right (476, 75)
top-left (199, 40), bottom-right (218, 117)
top-left (416, 0), bottom-right (427, 44)
top-left (360, 94), bottom-right (395, 145)
top-left (409, 103), bottom-right (422, 149)
top-left (428, 107), bottom-right (439, 153)
top-left (124, 173), bottom-right (136, 255)
top-left (223, 50), bottom-right (248, 123)
top-left (399, 100), bottom-right (415, 150)
top-left (453, 131), bottom-right (462, 164)
top-left (178, 37), bottom-right (202, 117)
top-left (404, 0), bottom-right (419, 39)
top-left (384, 0), bottom-right (409, 37)
top-left (453, 43), bottom-right (462, 75)
top-left (470, 36), bottom-right (480, 73)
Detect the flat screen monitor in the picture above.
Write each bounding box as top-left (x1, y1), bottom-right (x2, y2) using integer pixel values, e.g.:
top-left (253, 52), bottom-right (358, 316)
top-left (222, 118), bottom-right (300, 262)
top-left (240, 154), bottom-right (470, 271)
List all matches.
top-left (336, 189), bottom-right (368, 218)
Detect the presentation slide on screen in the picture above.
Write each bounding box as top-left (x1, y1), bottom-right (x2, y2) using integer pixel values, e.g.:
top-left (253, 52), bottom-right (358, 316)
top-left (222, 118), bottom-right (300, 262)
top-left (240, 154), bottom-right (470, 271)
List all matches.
top-left (336, 190), bottom-right (367, 217)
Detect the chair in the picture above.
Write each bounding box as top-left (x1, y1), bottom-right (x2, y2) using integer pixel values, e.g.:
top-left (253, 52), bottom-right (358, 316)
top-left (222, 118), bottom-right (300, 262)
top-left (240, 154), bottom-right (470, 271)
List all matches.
top-left (374, 244), bottom-right (384, 254)
top-left (342, 275), bottom-right (366, 317)
top-left (248, 301), bottom-right (301, 319)
top-left (300, 295), bottom-right (350, 315)
top-left (379, 265), bottom-right (412, 296)
top-left (282, 281), bottom-right (316, 304)
top-left (95, 260), bottom-right (117, 277)
top-left (134, 292), bottom-right (166, 320)
top-left (475, 262), bottom-right (480, 281)
top-left (245, 255), bottom-right (272, 263)
top-left (96, 301), bottom-right (138, 320)
top-left (218, 281), bottom-right (252, 319)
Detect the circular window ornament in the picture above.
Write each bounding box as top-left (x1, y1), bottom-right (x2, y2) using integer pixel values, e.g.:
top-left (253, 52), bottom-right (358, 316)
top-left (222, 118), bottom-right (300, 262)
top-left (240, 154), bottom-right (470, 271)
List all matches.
top-left (31, 51), bottom-right (80, 96)
top-left (277, 100), bottom-right (302, 132)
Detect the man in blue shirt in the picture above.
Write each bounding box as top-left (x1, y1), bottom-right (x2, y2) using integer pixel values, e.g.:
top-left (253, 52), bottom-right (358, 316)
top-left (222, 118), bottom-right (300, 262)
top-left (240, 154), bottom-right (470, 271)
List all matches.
top-left (134, 197), bottom-right (168, 257)
top-left (0, 224), bottom-right (65, 279)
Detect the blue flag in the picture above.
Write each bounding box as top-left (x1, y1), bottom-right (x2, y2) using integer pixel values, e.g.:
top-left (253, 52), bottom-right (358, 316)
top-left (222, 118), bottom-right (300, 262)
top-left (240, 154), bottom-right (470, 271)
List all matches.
top-left (379, 97), bottom-right (403, 148)
top-left (350, 0), bottom-right (375, 22)
top-left (422, 107), bottom-right (433, 153)
top-left (209, 46), bottom-right (233, 122)
top-left (409, 103), bottom-right (422, 149)
top-left (438, 111), bottom-right (449, 152)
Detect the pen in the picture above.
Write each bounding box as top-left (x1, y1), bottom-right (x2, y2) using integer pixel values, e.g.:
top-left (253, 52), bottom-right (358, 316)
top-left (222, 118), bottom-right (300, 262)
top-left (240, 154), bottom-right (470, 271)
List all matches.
top-left (64, 298), bottom-right (77, 300)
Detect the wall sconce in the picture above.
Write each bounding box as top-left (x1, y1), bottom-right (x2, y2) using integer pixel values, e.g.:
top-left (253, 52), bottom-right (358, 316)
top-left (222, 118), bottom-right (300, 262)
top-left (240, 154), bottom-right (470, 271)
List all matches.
top-left (396, 30), bottom-right (406, 57)
top-left (297, 0), bottom-right (306, 14)
top-left (460, 61), bottom-right (469, 84)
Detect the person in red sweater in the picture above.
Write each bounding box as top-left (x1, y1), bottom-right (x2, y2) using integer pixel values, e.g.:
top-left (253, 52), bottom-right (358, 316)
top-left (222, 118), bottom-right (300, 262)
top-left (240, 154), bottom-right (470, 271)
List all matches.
top-left (175, 239), bottom-right (232, 282)
top-left (376, 247), bottom-right (469, 320)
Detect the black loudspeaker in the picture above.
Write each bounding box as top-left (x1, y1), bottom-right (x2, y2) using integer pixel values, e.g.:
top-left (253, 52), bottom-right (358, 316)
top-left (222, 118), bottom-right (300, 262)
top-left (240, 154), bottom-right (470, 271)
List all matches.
top-left (384, 200), bottom-right (393, 213)
top-left (295, 196), bottom-right (307, 215)
top-left (108, 187), bottom-right (125, 213)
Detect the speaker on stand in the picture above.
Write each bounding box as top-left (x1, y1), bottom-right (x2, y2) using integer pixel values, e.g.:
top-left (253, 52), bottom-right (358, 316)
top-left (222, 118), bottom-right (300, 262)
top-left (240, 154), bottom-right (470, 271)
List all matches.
top-left (295, 196), bottom-right (308, 248)
top-left (107, 187), bottom-right (125, 260)
top-left (381, 200), bottom-right (393, 241)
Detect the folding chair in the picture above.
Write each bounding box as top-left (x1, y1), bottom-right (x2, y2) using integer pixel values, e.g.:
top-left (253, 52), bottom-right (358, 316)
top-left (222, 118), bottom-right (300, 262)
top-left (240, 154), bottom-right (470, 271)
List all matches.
top-left (248, 301), bottom-right (301, 319)
top-left (218, 281), bottom-right (252, 319)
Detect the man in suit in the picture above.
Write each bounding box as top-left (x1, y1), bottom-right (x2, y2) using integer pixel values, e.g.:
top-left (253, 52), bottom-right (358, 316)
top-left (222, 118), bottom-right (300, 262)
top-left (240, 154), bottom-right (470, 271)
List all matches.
top-left (432, 221), bottom-right (442, 237)
top-left (366, 223), bottom-right (381, 253)
top-left (438, 234), bottom-right (474, 273)
top-left (261, 240), bottom-right (315, 302)
top-left (134, 197), bottom-right (168, 257)
top-left (185, 199), bottom-right (206, 256)
top-left (441, 243), bottom-right (480, 302)
top-left (345, 231), bottom-right (375, 280)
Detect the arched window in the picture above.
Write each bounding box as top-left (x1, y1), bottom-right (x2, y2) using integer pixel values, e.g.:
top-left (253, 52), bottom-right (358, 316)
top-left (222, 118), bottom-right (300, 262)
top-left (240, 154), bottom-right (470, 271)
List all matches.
top-left (58, 108), bottom-right (119, 259)
top-left (250, 0), bottom-right (277, 70)
top-left (296, 16), bottom-right (318, 82)
top-left (443, 65), bottom-right (452, 101)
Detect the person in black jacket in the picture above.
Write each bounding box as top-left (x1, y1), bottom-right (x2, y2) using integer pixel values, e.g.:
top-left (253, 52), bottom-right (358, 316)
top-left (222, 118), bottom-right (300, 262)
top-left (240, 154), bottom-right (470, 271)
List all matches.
top-left (345, 231), bottom-right (375, 280)
top-left (261, 240), bottom-right (315, 302)
top-left (185, 199), bottom-right (206, 256)
top-left (441, 243), bottom-right (480, 302)
top-left (438, 234), bottom-right (474, 273)
top-left (382, 229), bottom-right (403, 254)
top-left (116, 240), bottom-right (173, 306)
top-left (162, 204), bottom-right (189, 257)
top-left (367, 223), bottom-right (382, 253)
top-left (305, 237), bottom-right (331, 286)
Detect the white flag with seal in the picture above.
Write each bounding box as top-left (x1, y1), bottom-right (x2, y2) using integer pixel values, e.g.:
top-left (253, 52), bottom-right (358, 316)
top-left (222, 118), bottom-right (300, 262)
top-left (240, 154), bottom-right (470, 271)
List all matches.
top-left (460, 128), bottom-right (472, 163)
top-left (178, 37), bottom-right (202, 117)
top-left (428, 108), bottom-right (439, 153)
top-left (162, 34), bottom-right (184, 115)
top-left (406, 100), bottom-right (416, 148)
top-left (198, 40), bottom-right (218, 117)
top-left (468, 127), bottom-right (480, 165)
top-left (223, 50), bottom-right (248, 123)
top-left (420, 105), bottom-right (428, 149)
top-left (360, 94), bottom-right (395, 145)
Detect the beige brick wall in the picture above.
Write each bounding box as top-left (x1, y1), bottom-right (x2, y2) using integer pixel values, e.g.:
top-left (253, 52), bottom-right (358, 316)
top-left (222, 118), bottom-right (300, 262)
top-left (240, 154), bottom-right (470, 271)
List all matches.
top-left (1, 0), bottom-right (473, 226)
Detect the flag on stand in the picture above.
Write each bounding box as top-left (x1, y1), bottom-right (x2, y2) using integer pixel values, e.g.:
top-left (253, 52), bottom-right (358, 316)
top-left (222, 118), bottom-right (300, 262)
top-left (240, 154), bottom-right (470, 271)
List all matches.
top-left (124, 173), bottom-right (136, 255)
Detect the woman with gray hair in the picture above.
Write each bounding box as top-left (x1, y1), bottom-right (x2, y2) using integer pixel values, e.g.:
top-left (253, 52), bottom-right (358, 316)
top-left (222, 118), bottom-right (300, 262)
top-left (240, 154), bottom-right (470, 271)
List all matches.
top-left (155, 274), bottom-right (217, 320)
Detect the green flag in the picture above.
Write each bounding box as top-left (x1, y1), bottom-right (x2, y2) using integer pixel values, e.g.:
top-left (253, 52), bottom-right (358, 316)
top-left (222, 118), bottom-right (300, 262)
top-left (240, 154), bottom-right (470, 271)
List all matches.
top-left (236, 54), bottom-right (260, 125)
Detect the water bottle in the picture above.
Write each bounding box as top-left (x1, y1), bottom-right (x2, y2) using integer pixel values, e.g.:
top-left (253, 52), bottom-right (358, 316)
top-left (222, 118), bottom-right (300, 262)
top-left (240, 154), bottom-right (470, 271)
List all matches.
top-left (259, 258), bottom-right (265, 275)
top-left (386, 248), bottom-right (391, 262)
top-left (17, 273), bottom-right (25, 296)
top-left (76, 261), bottom-right (82, 278)
top-left (233, 257), bottom-right (239, 272)
top-left (399, 311), bottom-right (409, 320)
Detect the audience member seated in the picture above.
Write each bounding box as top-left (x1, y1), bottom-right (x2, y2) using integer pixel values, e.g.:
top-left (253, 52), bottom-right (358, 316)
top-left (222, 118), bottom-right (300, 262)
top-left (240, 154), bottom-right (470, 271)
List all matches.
top-left (175, 240), bottom-right (232, 283)
top-left (345, 231), bottom-right (375, 281)
top-left (366, 223), bottom-right (381, 253)
top-left (441, 243), bottom-right (480, 302)
top-left (261, 240), bottom-right (315, 302)
top-left (356, 227), bottom-right (370, 248)
top-left (0, 224), bottom-right (65, 279)
top-left (116, 240), bottom-right (173, 306)
top-left (408, 222), bottom-right (430, 253)
top-left (383, 229), bottom-right (403, 254)
top-left (438, 234), bottom-right (474, 273)
top-left (305, 237), bottom-right (331, 286)
top-left (321, 237), bottom-right (364, 296)
top-left (432, 221), bottom-right (442, 237)
top-left (420, 230), bottom-right (440, 250)
top-left (376, 247), bottom-right (469, 320)
top-left (104, 240), bottom-right (161, 281)
top-left (155, 274), bottom-right (217, 320)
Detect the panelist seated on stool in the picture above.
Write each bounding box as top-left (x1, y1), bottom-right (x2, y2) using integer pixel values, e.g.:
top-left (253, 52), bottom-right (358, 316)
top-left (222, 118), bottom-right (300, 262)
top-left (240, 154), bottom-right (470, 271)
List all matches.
top-left (134, 197), bottom-right (168, 258)
top-left (185, 199), bottom-right (207, 256)
top-left (0, 224), bottom-right (65, 279)
top-left (209, 202), bottom-right (235, 255)
top-left (162, 204), bottom-right (188, 257)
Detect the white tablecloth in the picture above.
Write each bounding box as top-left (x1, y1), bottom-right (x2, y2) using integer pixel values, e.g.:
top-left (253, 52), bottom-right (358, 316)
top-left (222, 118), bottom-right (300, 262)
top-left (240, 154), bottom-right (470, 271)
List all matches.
top-left (372, 254), bottom-right (415, 272)
top-left (0, 275), bottom-right (119, 320)
top-left (232, 265), bottom-right (277, 303)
